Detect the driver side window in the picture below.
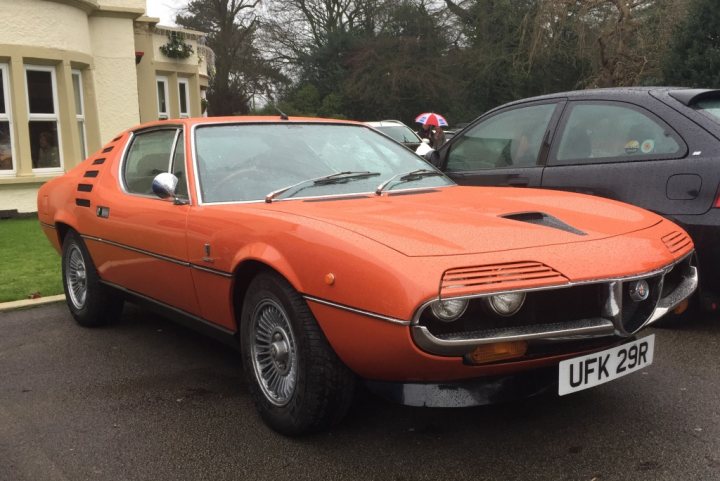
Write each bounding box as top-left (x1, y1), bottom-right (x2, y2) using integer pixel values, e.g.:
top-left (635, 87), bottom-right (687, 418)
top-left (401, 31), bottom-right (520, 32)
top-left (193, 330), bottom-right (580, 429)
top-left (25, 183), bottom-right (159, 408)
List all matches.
top-left (123, 129), bottom-right (177, 195)
top-left (446, 103), bottom-right (556, 171)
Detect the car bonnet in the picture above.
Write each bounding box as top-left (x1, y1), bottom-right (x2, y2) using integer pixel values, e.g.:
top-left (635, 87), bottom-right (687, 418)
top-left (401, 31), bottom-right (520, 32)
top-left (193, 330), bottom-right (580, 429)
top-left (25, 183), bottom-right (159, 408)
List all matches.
top-left (264, 186), bottom-right (663, 257)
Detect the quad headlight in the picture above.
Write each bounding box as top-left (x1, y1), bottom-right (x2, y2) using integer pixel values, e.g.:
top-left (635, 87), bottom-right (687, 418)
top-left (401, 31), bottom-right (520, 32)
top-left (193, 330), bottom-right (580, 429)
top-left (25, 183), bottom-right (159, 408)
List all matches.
top-left (486, 292), bottom-right (526, 317)
top-left (430, 298), bottom-right (469, 322)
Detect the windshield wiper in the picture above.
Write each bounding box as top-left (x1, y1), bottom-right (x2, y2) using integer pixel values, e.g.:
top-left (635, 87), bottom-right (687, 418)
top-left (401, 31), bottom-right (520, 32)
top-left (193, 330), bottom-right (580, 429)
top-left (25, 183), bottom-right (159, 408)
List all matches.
top-left (265, 171), bottom-right (381, 203)
top-left (375, 169), bottom-right (444, 195)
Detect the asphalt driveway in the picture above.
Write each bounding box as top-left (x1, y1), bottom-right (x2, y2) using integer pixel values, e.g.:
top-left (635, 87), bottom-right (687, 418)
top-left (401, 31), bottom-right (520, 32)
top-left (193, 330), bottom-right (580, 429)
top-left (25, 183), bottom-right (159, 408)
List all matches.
top-left (1, 303), bottom-right (719, 481)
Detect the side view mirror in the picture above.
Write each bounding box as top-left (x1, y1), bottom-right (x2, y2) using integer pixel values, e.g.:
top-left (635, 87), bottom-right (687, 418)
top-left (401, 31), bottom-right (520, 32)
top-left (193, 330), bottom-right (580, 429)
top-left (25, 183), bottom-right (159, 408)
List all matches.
top-left (152, 173), bottom-right (187, 205)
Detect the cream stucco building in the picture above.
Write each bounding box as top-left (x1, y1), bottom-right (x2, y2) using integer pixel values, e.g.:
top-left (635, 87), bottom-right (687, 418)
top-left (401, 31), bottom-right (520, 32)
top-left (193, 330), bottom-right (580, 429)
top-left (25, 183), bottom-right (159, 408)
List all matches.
top-left (0, 0), bottom-right (211, 214)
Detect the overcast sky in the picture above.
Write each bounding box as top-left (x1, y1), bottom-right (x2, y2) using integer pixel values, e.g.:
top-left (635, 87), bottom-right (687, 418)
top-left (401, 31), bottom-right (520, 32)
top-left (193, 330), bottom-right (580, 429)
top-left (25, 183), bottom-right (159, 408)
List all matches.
top-left (146, 0), bottom-right (188, 26)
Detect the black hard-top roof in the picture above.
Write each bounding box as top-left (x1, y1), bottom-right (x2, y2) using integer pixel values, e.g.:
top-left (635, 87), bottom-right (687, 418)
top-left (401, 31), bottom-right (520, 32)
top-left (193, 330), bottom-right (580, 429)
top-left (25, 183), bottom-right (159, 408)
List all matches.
top-left (493, 86), bottom-right (720, 111)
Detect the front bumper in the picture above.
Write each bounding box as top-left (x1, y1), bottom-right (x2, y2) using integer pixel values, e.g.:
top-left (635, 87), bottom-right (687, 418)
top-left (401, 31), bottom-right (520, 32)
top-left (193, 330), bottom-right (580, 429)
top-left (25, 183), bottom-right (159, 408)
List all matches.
top-left (412, 253), bottom-right (697, 357)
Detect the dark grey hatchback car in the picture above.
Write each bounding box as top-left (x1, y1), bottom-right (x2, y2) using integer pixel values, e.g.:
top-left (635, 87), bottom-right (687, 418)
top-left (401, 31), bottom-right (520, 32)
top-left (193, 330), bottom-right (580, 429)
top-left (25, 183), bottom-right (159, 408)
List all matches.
top-left (428, 87), bottom-right (720, 312)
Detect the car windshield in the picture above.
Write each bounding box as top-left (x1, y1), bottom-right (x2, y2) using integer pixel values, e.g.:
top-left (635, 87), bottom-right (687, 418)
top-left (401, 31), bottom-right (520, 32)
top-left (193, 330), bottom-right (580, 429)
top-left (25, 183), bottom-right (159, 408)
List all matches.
top-left (694, 98), bottom-right (720, 122)
top-left (194, 123), bottom-right (453, 203)
top-left (375, 125), bottom-right (420, 144)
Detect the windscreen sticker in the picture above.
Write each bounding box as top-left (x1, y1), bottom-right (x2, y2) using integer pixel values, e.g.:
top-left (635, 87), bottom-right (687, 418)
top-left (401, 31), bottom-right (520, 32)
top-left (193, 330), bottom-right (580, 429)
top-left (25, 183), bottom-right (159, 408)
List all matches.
top-left (624, 140), bottom-right (640, 154)
top-left (641, 139), bottom-right (655, 154)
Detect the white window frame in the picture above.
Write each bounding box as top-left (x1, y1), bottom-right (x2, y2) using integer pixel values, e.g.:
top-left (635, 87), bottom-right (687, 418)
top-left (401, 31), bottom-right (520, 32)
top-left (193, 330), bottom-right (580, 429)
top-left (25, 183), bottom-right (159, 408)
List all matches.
top-left (25, 65), bottom-right (63, 173)
top-left (177, 77), bottom-right (190, 118)
top-left (72, 69), bottom-right (88, 160)
top-left (0, 63), bottom-right (16, 176)
top-left (156, 75), bottom-right (169, 120)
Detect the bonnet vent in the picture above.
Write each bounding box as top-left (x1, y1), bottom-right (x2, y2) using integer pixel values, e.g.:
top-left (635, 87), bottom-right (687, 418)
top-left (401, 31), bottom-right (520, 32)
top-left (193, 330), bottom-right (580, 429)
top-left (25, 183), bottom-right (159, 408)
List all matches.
top-left (500, 211), bottom-right (586, 236)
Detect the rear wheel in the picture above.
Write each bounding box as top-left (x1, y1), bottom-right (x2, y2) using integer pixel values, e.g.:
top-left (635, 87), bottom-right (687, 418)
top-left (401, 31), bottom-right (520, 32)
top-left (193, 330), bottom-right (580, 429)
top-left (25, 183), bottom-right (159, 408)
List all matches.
top-left (61, 230), bottom-right (124, 327)
top-left (240, 272), bottom-right (355, 435)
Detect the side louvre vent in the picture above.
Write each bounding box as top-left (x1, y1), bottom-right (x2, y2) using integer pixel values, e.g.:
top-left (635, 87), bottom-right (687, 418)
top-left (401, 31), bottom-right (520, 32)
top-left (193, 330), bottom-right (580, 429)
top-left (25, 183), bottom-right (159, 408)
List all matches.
top-left (102, 146), bottom-right (114, 153)
top-left (84, 170), bottom-right (99, 178)
top-left (440, 261), bottom-right (569, 298)
top-left (662, 231), bottom-right (692, 254)
top-left (92, 158), bottom-right (105, 165)
top-left (75, 199), bottom-right (91, 207)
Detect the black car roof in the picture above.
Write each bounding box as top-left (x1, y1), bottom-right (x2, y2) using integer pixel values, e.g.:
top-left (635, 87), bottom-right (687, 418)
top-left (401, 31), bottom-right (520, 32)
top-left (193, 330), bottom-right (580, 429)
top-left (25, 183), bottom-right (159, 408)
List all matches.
top-left (491, 87), bottom-right (720, 112)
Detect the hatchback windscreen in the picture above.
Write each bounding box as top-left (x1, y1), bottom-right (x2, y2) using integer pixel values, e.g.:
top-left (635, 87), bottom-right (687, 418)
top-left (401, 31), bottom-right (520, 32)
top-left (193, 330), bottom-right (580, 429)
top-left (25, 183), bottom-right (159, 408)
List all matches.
top-left (694, 98), bottom-right (720, 122)
top-left (195, 123), bottom-right (453, 203)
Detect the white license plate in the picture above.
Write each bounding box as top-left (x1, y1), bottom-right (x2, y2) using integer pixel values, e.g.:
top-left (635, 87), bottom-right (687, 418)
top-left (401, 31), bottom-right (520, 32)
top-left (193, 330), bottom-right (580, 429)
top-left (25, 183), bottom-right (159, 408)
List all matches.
top-left (558, 334), bottom-right (655, 396)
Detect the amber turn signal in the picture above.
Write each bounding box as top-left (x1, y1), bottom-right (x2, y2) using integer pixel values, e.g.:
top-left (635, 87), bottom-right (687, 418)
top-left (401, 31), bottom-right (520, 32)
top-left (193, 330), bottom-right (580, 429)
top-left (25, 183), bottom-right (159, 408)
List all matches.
top-left (466, 341), bottom-right (528, 365)
top-left (673, 299), bottom-right (689, 315)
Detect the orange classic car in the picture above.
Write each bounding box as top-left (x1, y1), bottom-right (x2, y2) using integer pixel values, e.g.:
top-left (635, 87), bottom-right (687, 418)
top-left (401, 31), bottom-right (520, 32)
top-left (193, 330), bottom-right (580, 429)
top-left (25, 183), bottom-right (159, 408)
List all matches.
top-left (38, 117), bottom-right (697, 435)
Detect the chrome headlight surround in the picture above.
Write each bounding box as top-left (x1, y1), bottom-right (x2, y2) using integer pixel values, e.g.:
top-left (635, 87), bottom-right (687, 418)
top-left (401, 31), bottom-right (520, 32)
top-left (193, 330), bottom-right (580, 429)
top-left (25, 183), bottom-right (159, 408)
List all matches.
top-left (430, 298), bottom-right (469, 322)
top-left (485, 292), bottom-right (526, 317)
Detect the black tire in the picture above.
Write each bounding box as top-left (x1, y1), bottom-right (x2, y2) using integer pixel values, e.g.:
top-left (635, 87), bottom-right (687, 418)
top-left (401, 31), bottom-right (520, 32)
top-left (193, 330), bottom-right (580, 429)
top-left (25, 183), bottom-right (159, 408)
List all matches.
top-left (240, 272), bottom-right (355, 435)
top-left (61, 230), bottom-right (124, 327)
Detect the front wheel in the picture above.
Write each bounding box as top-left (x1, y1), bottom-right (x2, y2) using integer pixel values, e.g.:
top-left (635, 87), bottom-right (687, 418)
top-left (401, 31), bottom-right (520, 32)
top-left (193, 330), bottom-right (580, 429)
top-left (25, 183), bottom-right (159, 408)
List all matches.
top-left (61, 230), bottom-right (123, 327)
top-left (240, 272), bottom-right (355, 435)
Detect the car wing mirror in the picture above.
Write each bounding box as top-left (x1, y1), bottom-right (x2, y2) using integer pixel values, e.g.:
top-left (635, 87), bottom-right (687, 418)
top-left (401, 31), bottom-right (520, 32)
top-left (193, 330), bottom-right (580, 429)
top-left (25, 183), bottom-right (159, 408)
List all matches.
top-left (152, 173), bottom-right (188, 205)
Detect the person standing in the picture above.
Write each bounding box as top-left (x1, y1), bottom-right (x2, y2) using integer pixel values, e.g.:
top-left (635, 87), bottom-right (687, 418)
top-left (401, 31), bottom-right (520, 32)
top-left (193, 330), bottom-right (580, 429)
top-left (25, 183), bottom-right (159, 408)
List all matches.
top-left (432, 126), bottom-right (446, 149)
top-left (417, 122), bottom-right (435, 144)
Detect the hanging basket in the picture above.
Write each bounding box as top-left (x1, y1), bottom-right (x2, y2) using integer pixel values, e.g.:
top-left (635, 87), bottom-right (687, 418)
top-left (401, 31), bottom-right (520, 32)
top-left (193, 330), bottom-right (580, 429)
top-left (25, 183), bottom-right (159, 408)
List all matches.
top-left (159, 32), bottom-right (194, 60)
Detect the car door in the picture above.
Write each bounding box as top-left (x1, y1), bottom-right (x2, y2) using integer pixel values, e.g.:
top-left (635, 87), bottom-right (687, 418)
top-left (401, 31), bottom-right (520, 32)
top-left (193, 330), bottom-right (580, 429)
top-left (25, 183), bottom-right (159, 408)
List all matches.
top-left (438, 100), bottom-right (565, 187)
top-left (539, 100), bottom-right (714, 216)
top-left (90, 126), bottom-right (200, 316)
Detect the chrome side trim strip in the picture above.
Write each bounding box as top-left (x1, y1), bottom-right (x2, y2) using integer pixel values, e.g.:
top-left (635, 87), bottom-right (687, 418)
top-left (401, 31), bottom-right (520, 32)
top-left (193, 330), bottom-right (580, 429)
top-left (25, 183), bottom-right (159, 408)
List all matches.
top-left (81, 234), bottom-right (233, 278)
top-left (191, 263), bottom-right (234, 279)
top-left (82, 234), bottom-right (190, 267)
top-left (303, 295), bottom-right (410, 326)
top-left (39, 222), bottom-right (56, 229)
top-left (412, 319), bottom-right (615, 356)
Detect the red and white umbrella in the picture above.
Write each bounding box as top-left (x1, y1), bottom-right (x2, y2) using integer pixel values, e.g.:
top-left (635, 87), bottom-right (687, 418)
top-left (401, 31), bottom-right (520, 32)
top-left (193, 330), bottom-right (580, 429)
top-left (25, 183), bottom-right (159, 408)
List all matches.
top-left (415, 112), bottom-right (448, 127)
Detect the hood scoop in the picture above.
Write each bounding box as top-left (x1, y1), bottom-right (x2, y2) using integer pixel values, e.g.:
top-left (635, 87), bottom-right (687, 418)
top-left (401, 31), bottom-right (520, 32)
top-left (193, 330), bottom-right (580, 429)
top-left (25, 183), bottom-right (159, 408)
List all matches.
top-left (500, 211), bottom-right (587, 236)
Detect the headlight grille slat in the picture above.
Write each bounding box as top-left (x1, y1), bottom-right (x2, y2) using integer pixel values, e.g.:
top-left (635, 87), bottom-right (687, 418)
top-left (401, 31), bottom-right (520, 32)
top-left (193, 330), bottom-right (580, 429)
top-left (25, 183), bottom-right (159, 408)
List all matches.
top-left (440, 261), bottom-right (568, 298)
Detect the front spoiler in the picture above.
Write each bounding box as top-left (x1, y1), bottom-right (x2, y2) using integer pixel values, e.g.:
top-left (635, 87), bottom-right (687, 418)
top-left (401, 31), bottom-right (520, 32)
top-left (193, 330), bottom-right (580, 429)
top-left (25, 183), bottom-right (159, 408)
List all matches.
top-left (365, 368), bottom-right (556, 407)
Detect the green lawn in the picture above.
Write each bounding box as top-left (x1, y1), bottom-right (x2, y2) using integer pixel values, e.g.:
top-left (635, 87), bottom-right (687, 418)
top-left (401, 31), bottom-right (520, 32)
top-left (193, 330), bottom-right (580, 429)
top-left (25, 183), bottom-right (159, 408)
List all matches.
top-left (0, 217), bottom-right (63, 303)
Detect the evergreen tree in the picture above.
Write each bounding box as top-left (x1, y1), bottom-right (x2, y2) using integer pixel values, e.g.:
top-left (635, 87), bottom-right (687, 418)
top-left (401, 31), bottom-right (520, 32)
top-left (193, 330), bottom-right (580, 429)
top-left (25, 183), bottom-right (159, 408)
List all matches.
top-left (663, 0), bottom-right (720, 88)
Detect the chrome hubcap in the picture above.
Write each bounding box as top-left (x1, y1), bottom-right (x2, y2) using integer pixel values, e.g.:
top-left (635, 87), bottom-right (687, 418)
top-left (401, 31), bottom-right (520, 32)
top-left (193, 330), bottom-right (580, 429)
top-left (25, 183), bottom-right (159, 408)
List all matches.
top-left (251, 299), bottom-right (297, 406)
top-left (66, 245), bottom-right (87, 309)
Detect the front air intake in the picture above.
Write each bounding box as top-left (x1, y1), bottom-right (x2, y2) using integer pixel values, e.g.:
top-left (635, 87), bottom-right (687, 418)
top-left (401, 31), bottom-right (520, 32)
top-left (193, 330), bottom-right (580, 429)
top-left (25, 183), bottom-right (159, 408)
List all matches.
top-left (440, 261), bottom-right (568, 298)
